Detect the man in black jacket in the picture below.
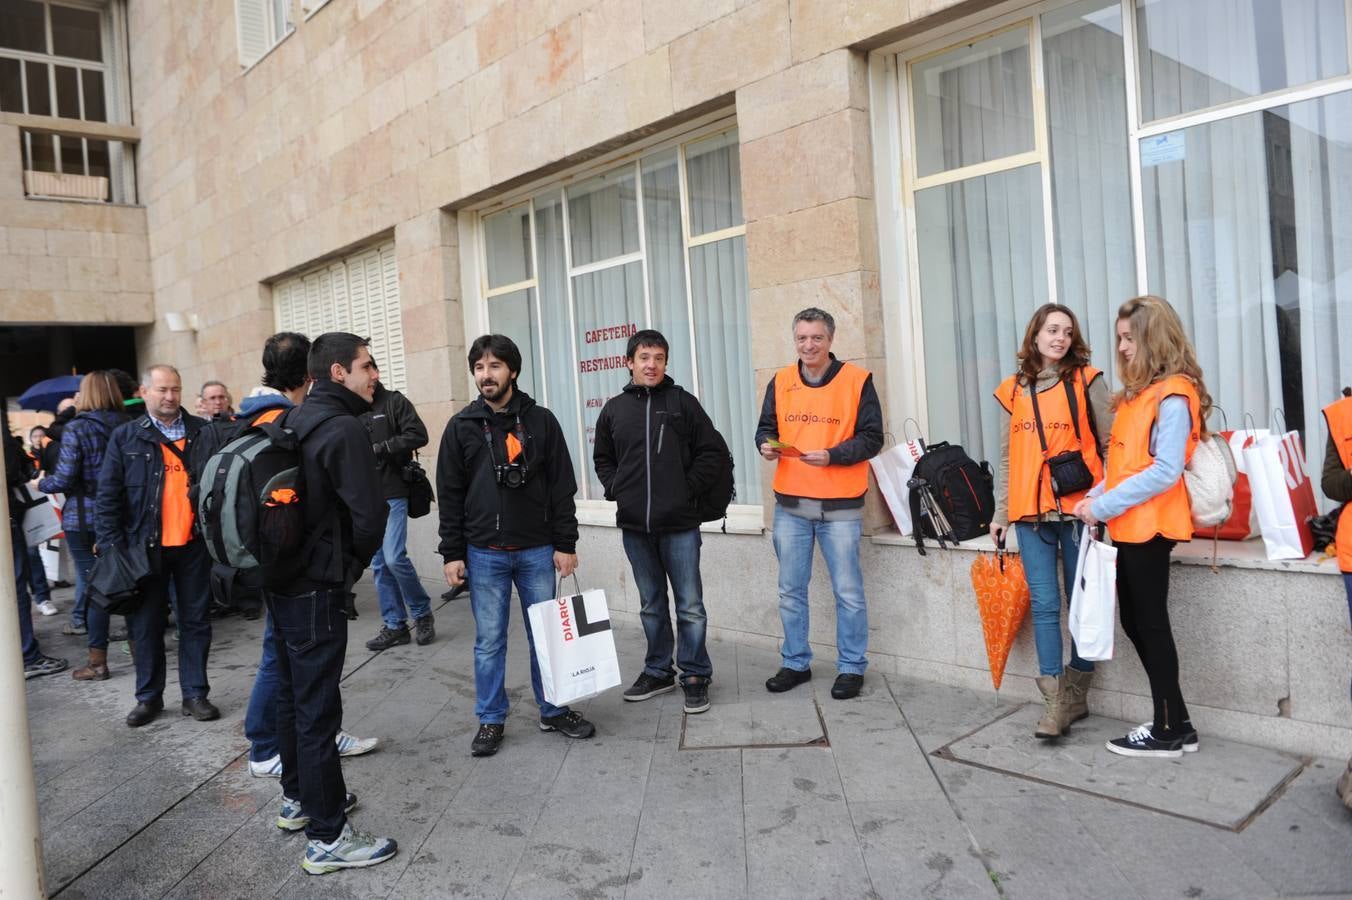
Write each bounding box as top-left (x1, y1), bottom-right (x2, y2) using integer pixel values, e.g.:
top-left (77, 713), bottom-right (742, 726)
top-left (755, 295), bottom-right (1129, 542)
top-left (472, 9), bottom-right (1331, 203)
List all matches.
top-left (438, 334), bottom-right (596, 757)
top-left (266, 332), bottom-right (396, 875)
top-left (362, 363), bottom-right (434, 650)
top-left (97, 364), bottom-right (217, 726)
top-left (593, 330), bottom-right (724, 714)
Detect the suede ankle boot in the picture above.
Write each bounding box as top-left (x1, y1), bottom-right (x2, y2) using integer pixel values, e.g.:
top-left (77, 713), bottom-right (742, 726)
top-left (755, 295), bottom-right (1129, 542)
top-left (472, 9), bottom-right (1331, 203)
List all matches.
top-left (1034, 675), bottom-right (1061, 739)
top-left (1058, 668), bottom-right (1093, 729)
top-left (72, 648), bottom-right (110, 681)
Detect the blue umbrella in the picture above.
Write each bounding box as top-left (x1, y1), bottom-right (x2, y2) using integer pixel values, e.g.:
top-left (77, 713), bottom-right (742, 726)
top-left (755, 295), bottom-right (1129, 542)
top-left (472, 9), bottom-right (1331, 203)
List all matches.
top-left (18, 375), bottom-right (83, 412)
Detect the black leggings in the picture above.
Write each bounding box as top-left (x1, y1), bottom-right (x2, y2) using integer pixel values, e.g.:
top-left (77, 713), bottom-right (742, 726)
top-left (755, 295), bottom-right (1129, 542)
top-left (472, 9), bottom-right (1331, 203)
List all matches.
top-left (1115, 537), bottom-right (1190, 735)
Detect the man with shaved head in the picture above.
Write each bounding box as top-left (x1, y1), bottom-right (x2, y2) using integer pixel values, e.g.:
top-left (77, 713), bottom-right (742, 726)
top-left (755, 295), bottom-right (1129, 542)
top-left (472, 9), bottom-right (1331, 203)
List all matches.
top-left (97, 364), bottom-right (218, 727)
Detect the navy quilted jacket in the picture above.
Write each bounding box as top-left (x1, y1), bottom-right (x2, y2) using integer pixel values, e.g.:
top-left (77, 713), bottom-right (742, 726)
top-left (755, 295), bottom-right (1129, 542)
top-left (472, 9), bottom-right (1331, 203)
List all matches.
top-left (37, 409), bottom-right (129, 534)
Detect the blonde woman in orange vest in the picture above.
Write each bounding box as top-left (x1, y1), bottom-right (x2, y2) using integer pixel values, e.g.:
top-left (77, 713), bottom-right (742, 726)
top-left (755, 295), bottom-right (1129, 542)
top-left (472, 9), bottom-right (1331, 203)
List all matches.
top-left (1321, 388), bottom-right (1352, 806)
top-left (755, 308), bottom-right (884, 701)
top-left (1073, 296), bottom-right (1210, 759)
top-left (990, 304), bottom-right (1113, 741)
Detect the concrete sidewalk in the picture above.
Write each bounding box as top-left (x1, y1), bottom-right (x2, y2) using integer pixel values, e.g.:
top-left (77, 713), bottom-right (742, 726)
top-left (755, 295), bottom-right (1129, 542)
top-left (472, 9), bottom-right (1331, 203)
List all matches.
top-left (22, 581), bottom-right (1352, 899)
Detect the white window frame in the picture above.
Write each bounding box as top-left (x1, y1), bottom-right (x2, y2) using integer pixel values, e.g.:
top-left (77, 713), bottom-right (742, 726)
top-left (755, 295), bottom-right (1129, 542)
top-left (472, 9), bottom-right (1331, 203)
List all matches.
top-left (872, 0), bottom-right (1352, 454)
top-left (1, 0), bottom-right (135, 201)
top-left (459, 112), bottom-right (764, 533)
top-left (235, 0), bottom-right (294, 69)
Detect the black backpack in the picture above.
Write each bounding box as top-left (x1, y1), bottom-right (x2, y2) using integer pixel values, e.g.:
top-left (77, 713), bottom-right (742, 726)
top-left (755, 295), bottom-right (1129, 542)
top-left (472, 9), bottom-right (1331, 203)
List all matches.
top-left (195, 407), bottom-right (340, 588)
top-left (907, 441), bottom-right (995, 554)
top-left (697, 429), bottom-right (736, 526)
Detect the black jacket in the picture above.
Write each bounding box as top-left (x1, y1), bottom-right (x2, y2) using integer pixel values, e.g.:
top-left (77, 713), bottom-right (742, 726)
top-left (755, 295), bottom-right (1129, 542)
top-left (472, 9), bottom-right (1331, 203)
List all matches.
top-left (95, 412), bottom-right (207, 551)
top-left (284, 380), bottom-right (388, 590)
top-left (436, 388), bottom-right (578, 563)
top-left (593, 377), bottom-right (725, 532)
top-left (5, 430), bottom-right (34, 529)
top-left (753, 355), bottom-right (885, 507)
top-left (362, 384), bottom-right (429, 500)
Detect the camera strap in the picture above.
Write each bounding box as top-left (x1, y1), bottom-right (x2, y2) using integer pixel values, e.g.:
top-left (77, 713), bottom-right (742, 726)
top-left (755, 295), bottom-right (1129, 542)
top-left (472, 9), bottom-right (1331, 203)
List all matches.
top-left (481, 415), bottom-right (526, 467)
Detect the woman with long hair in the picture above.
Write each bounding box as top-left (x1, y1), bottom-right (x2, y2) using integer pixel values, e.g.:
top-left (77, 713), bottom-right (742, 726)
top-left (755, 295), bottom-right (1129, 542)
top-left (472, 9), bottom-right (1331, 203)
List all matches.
top-left (991, 303), bottom-right (1113, 739)
top-left (1073, 296), bottom-right (1211, 758)
top-left (39, 370), bottom-right (128, 680)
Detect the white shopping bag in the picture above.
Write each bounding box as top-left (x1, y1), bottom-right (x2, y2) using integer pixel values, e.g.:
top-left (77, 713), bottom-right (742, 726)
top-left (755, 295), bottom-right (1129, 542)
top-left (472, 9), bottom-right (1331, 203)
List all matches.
top-left (1068, 528), bottom-right (1117, 662)
top-left (869, 439), bottom-right (926, 534)
top-left (527, 577), bottom-right (623, 707)
top-left (16, 484), bottom-right (62, 547)
top-left (1243, 430), bottom-right (1318, 560)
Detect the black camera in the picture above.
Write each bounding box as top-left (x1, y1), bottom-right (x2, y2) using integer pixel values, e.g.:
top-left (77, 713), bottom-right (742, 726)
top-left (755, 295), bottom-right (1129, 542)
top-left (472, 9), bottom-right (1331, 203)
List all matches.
top-left (494, 462), bottom-right (530, 488)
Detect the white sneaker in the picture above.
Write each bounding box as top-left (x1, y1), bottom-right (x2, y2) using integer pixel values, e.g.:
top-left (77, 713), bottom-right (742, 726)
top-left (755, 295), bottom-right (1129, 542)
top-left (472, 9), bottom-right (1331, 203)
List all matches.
top-left (249, 755), bottom-right (283, 778)
top-left (302, 822), bottom-right (397, 875)
top-left (335, 731), bottom-right (378, 757)
top-left (35, 600), bottom-right (58, 616)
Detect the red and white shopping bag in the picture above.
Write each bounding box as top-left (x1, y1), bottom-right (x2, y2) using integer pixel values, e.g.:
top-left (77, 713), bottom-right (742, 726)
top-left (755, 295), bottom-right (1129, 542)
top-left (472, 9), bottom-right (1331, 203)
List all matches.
top-left (527, 576), bottom-right (623, 707)
top-left (1199, 430), bottom-right (1267, 541)
top-left (869, 438), bottom-right (927, 534)
top-left (1243, 430), bottom-right (1318, 560)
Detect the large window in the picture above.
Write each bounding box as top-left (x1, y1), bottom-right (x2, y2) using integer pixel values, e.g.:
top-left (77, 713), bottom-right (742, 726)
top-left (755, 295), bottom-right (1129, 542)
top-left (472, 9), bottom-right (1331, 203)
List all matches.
top-left (273, 241), bottom-right (409, 392)
top-left (895, 0), bottom-right (1352, 506)
top-left (0, 0), bottom-right (132, 201)
top-left (474, 123), bottom-right (759, 509)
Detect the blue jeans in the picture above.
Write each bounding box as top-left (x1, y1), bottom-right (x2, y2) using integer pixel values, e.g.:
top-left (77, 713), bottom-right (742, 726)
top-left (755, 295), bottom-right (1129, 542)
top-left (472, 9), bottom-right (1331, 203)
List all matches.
top-left (11, 520), bottom-right (40, 665)
top-left (371, 497), bottom-right (432, 630)
top-left (771, 505), bottom-right (868, 675)
top-left (67, 531), bottom-right (96, 630)
top-left (245, 612), bottom-right (280, 761)
top-left (266, 588), bottom-right (348, 842)
top-left (622, 528), bottom-right (712, 682)
top-left (466, 544), bottom-right (569, 724)
top-left (27, 544), bottom-right (50, 604)
top-left (128, 542), bottom-right (212, 703)
top-left (1015, 520), bottom-right (1093, 677)
top-left (1345, 573), bottom-right (1351, 704)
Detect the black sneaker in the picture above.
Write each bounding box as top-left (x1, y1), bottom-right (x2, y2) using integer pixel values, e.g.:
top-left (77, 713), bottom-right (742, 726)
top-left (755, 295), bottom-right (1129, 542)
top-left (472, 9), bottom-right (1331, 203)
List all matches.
top-left (365, 626), bottom-right (411, 652)
top-left (1143, 720), bottom-right (1199, 753)
top-left (765, 667), bottom-right (811, 693)
top-left (623, 672), bottom-right (676, 702)
top-left (681, 677), bottom-right (711, 714)
top-left (413, 615), bottom-right (435, 646)
top-left (830, 673), bottom-right (864, 700)
top-left (470, 723), bottom-right (504, 757)
top-left (1106, 724), bottom-right (1185, 758)
top-left (539, 711), bottom-right (596, 739)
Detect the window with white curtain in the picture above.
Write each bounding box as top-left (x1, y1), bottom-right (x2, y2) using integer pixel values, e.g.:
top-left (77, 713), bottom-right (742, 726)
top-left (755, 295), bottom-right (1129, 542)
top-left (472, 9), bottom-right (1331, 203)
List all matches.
top-left (896, 0), bottom-right (1352, 512)
top-left (273, 241), bottom-right (409, 391)
top-left (475, 123), bottom-right (760, 509)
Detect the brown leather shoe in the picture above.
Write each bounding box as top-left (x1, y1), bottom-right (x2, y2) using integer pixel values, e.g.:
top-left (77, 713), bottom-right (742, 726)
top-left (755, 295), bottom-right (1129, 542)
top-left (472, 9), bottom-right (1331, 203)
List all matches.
top-left (71, 648), bottom-right (110, 681)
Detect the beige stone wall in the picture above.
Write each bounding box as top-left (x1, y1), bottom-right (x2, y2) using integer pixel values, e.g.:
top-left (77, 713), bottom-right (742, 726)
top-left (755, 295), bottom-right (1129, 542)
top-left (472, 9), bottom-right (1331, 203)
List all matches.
top-left (122, 0), bottom-right (974, 433)
top-left (0, 123), bottom-right (152, 326)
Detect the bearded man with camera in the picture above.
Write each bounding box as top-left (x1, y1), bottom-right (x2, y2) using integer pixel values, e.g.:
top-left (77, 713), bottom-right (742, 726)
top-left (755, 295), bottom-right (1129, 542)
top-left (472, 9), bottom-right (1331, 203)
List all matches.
top-left (436, 334), bottom-right (596, 757)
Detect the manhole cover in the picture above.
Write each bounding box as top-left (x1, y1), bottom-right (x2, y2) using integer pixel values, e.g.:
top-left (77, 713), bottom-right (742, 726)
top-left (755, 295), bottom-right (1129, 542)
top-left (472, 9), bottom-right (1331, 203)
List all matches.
top-left (680, 695), bottom-right (829, 750)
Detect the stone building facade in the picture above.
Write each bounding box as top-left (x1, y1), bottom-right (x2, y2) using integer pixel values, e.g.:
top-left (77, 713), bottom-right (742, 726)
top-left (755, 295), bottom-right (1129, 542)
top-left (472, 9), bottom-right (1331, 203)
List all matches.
top-left (2, 0), bottom-right (1349, 757)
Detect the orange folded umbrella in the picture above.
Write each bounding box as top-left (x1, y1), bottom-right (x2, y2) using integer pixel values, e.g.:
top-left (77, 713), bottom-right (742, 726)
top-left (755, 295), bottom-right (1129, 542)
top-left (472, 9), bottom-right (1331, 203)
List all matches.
top-left (969, 542), bottom-right (1030, 691)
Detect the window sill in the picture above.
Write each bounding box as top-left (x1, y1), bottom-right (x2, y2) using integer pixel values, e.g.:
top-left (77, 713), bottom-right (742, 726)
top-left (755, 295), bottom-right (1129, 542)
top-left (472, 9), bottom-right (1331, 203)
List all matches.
top-left (869, 528), bottom-right (1341, 576)
top-left (576, 499), bottom-right (765, 535)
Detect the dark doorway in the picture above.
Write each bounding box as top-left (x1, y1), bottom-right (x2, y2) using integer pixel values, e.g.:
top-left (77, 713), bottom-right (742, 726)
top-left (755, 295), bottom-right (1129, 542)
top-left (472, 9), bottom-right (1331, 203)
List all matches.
top-left (0, 325), bottom-right (139, 399)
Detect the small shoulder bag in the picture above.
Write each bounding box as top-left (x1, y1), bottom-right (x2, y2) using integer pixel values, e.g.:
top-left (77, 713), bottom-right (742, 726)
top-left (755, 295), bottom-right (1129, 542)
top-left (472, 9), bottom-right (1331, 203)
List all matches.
top-left (1028, 377), bottom-right (1096, 504)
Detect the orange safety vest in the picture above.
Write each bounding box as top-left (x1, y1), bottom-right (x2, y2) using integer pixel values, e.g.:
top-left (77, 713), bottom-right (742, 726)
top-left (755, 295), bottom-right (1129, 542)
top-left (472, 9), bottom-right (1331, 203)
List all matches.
top-left (160, 439), bottom-right (194, 547)
top-left (995, 366), bottom-right (1103, 520)
top-left (772, 362), bottom-right (872, 500)
top-left (1321, 395), bottom-right (1352, 572)
top-left (1103, 375), bottom-right (1200, 544)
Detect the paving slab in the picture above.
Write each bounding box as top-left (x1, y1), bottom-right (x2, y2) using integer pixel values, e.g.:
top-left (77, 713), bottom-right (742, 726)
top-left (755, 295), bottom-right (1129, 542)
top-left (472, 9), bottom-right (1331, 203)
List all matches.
top-left (937, 703), bottom-right (1308, 830)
